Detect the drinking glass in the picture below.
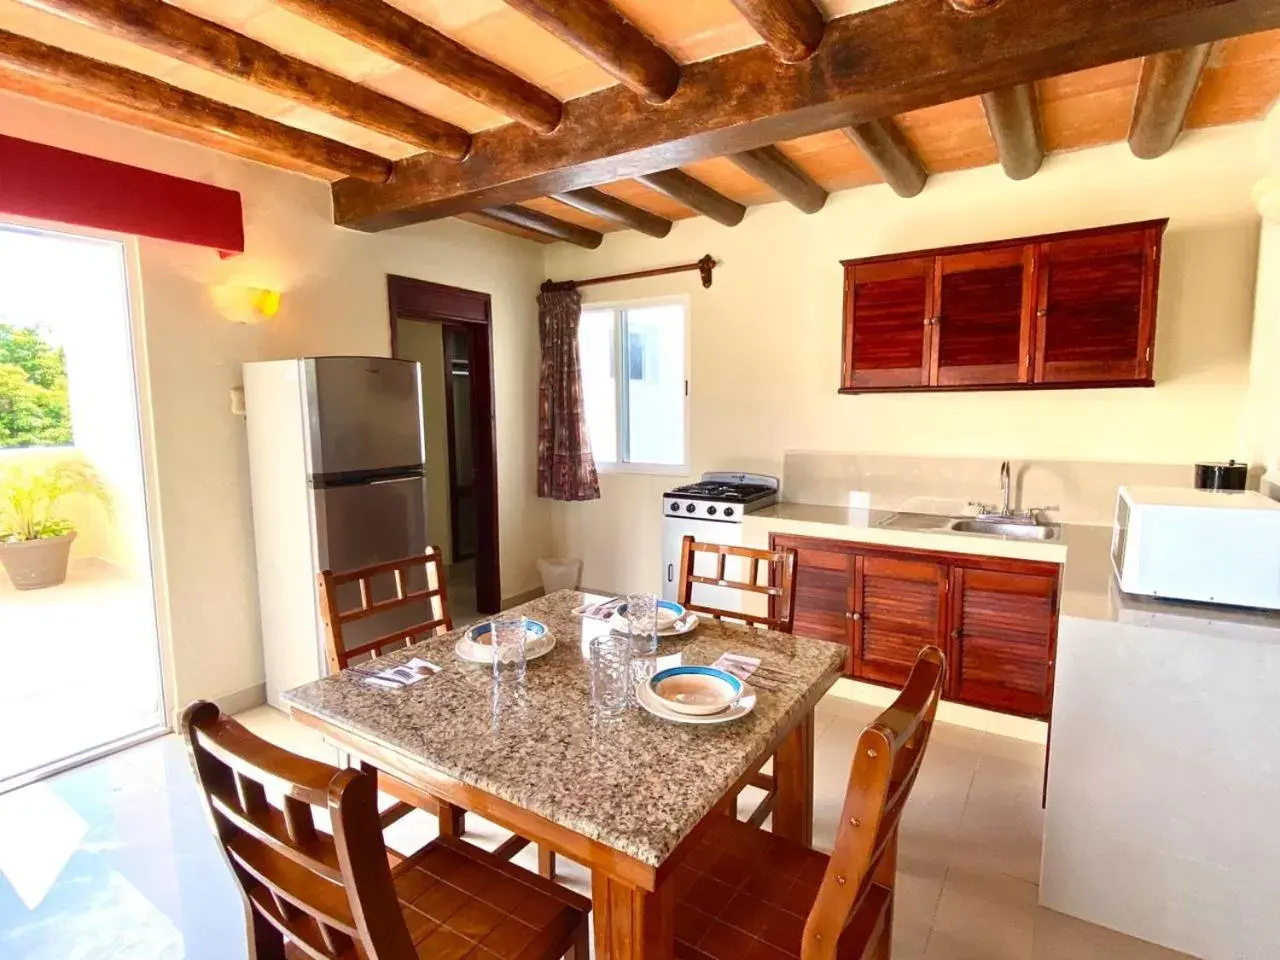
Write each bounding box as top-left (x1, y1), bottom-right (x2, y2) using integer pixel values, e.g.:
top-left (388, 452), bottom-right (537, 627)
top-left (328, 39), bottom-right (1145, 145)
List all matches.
top-left (491, 616), bottom-right (528, 682)
top-left (589, 633), bottom-right (631, 719)
top-left (624, 593), bottom-right (659, 657)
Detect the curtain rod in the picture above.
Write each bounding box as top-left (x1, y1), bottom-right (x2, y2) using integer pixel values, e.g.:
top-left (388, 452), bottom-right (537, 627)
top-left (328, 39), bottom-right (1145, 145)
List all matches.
top-left (541, 254), bottom-right (717, 293)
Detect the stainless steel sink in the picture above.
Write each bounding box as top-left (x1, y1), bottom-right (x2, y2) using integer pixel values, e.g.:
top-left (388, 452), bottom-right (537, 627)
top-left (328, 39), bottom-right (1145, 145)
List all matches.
top-left (948, 518), bottom-right (1057, 541)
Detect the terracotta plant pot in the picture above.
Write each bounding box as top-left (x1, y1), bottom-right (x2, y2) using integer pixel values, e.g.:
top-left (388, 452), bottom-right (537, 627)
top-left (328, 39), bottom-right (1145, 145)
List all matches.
top-left (0, 532), bottom-right (77, 590)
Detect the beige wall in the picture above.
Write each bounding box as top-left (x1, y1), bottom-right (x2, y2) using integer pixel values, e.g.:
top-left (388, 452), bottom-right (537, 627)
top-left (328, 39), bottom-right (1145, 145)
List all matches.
top-left (396, 319), bottom-right (453, 562)
top-left (0, 92), bottom-right (550, 711)
top-left (545, 124), bottom-right (1271, 594)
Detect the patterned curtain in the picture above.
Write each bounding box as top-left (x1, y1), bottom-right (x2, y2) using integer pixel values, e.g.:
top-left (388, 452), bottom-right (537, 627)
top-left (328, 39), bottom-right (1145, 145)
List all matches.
top-left (537, 285), bottom-right (600, 501)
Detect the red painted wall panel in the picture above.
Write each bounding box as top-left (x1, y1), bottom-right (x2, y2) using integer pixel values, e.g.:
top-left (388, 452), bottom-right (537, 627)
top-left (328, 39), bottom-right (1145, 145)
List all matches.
top-left (0, 134), bottom-right (244, 254)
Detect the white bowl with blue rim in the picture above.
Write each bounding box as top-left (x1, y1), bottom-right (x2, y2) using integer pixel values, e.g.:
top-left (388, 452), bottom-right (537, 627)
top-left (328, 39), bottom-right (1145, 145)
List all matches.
top-left (647, 665), bottom-right (742, 716)
top-left (609, 599), bottom-right (696, 637)
top-left (455, 618), bottom-right (555, 664)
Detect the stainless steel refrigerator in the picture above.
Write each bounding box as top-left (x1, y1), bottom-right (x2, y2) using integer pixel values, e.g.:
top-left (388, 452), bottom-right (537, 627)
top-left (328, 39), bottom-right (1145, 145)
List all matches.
top-left (243, 356), bottom-right (431, 708)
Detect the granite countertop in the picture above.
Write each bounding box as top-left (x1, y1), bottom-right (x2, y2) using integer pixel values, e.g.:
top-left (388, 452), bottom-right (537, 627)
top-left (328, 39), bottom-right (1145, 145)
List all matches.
top-left (283, 590), bottom-right (846, 868)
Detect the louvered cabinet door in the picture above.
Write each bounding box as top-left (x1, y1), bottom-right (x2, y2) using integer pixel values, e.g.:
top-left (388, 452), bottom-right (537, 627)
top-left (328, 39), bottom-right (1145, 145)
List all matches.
top-left (1033, 225), bottom-right (1163, 386)
top-left (774, 535), bottom-right (856, 676)
top-left (852, 554), bottom-right (947, 687)
top-left (842, 257), bottom-right (934, 391)
top-left (932, 245), bottom-right (1034, 387)
top-left (948, 566), bottom-right (1059, 719)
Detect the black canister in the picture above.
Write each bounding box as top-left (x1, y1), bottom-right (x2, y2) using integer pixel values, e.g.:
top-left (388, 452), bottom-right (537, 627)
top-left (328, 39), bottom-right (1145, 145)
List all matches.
top-left (1194, 459), bottom-right (1248, 491)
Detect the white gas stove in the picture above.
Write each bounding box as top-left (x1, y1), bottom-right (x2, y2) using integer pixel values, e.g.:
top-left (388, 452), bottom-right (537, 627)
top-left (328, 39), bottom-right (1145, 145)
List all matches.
top-left (661, 471), bottom-right (779, 603)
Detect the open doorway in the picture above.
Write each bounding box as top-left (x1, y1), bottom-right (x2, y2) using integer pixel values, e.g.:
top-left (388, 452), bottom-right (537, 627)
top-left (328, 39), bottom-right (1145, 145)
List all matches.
top-left (0, 224), bottom-right (165, 791)
top-left (388, 276), bottom-right (500, 620)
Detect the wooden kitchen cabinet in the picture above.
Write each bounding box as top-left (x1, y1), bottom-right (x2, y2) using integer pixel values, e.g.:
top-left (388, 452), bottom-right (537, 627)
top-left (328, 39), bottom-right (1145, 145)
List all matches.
top-left (840, 219), bottom-right (1166, 394)
top-left (948, 564), bottom-right (1059, 718)
top-left (772, 533), bottom-right (1060, 720)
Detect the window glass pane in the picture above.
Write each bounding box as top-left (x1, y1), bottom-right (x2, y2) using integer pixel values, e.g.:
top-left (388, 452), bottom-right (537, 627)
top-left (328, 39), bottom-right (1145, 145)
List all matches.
top-left (577, 308), bottom-right (617, 464)
top-left (622, 304), bottom-right (685, 466)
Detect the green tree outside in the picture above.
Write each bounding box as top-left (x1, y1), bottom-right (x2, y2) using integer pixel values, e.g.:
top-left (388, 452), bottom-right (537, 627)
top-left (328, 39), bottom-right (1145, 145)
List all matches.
top-left (0, 323), bottom-right (72, 448)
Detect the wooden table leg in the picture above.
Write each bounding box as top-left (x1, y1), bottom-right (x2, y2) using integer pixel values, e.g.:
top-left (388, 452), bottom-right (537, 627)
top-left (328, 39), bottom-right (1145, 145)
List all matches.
top-left (772, 709), bottom-right (815, 845)
top-left (591, 871), bottom-right (675, 960)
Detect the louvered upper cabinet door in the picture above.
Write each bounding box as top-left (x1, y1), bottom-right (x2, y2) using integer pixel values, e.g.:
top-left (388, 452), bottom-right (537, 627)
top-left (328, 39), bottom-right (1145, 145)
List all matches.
top-left (841, 257), bottom-right (934, 391)
top-left (852, 554), bottom-right (947, 687)
top-left (948, 566), bottom-right (1059, 719)
top-left (774, 535), bottom-right (857, 676)
top-left (1032, 224), bottom-right (1164, 386)
top-left (932, 245), bottom-right (1035, 387)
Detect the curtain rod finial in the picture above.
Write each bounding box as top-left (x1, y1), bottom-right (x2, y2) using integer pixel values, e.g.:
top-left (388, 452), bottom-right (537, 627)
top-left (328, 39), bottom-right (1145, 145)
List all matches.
top-left (698, 254), bottom-right (717, 288)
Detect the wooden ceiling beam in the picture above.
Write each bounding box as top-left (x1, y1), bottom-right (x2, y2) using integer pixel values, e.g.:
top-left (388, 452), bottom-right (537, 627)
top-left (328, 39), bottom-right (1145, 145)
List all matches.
top-left (842, 118), bottom-right (928, 198)
top-left (332, 0), bottom-right (1280, 230)
top-left (1129, 44), bottom-right (1215, 159)
top-left (728, 145), bottom-right (827, 213)
top-left (0, 30), bottom-right (391, 182)
top-left (480, 205), bottom-right (603, 247)
top-left (19, 0), bottom-right (471, 159)
top-left (553, 187), bottom-right (673, 237)
top-left (503, 0), bottom-right (680, 104)
top-left (272, 0), bottom-right (562, 134)
top-left (633, 170), bottom-right (746, 226)
top-left (981, 84), bottom-right (1044, 180)
top-left (728, 0), bottom-right (825, 63)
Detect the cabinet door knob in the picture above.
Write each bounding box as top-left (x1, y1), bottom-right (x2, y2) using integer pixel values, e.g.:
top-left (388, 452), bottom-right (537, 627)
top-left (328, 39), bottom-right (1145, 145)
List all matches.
top-left (847, 611), bottom-right (861, 621)
top-left (952, 628), bottom-right (962, 640)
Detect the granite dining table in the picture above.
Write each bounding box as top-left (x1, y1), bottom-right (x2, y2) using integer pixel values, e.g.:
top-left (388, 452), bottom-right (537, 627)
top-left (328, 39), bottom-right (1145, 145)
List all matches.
top-left (283, 589), bottom-right (846, 960)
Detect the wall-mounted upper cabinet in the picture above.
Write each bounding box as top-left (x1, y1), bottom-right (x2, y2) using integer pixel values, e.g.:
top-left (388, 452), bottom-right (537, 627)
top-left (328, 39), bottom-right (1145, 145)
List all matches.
top-left (840, 220), bottom-right (1167, 394)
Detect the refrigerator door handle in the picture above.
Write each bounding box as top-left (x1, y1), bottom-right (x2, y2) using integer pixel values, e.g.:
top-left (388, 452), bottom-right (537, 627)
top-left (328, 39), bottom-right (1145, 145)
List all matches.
top-left (667, 563), bottom-right (674, 583)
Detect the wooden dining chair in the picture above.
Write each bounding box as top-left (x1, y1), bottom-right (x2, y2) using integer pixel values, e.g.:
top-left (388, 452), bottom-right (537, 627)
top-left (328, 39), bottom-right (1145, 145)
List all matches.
top-left (677, 534), bottom-right (798, 632)
top-left (317, 549), bottom-right (455, 832)
top-left (181, 701), bottom-right (591, 960)
top-left (672, 646), bottom-right (945, 960)
top-left (677, 534), bottom-right (799, 825)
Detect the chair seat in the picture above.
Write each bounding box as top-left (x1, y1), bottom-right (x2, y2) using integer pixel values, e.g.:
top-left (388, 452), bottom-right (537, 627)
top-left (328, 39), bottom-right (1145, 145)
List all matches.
top-left (389, 836), bottom-right (589, 959)
top-left (673, 817), bottom-right (890, 960)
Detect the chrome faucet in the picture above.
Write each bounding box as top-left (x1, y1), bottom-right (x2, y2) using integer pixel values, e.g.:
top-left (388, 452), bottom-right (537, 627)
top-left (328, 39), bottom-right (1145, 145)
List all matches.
top-left (969, 460), bottom-right (1057, 524)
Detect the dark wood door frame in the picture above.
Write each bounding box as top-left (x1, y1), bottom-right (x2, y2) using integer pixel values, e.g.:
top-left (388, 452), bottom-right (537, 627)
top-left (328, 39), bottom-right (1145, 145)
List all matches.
top-left (388, 274), bottom-right (500, 613)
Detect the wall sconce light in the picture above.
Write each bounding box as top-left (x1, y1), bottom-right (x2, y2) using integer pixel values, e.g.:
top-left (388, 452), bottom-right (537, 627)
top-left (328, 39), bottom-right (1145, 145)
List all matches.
top-left (1255, 176), bottom-right (1280, 223)
top-left (211, 284), bottom-right (283, 324)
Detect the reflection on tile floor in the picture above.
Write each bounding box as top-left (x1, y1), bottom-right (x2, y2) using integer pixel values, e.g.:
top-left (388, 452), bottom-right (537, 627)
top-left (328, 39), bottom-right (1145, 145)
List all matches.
top-left (0, 696), bottom-right (1190, 959)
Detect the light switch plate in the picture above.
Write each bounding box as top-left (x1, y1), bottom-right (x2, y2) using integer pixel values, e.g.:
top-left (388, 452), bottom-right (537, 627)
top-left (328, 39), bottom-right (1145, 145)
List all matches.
top-left (230, 385), bottom-right (246, 416)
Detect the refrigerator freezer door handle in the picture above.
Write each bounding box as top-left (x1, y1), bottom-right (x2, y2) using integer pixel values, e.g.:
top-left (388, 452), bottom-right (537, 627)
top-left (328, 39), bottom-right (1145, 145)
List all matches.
top-left (667, 563), bottom-right (674, 583)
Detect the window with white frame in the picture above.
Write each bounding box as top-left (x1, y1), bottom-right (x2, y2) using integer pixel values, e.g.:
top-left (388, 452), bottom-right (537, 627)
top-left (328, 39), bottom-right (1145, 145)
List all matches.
top-left (578, 299), bottom-right (687, 472)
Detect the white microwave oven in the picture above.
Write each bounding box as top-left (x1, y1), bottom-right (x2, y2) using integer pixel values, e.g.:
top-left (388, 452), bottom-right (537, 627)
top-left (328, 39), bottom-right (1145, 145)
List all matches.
top-left (1112, 486), bottom-right (1280, 610)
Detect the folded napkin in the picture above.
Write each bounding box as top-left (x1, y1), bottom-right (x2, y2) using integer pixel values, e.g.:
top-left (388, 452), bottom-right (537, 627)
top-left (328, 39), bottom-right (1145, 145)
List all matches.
top-left (655, 607), bottom-right (681, 630)
top-left (355, 657), bottom-right (440, 689)
top-left (574, 597), bottom-right (625, 621)
top-left (711, 652), bottom-right (761, 682)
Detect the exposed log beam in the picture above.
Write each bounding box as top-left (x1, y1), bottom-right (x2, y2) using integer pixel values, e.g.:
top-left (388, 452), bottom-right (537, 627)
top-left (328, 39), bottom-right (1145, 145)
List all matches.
top-left (480, 205), bottom-right (603, 248)
top-left (842, 118), bottom-right (928, 198)
top-left (0, 30), bottom-right (391, 182)
top-left (272, 0), bottom-right (562, 134)
top-left (553, 187), bottom-right (673, 237)
top-left (729, 145), bottom-right (827, 213)
top-left (981, 84), bottom-right (1044, 180)
top-left (728, 0), bottom-right (825, 63)
top-left (332, 0), bottom-right (1280, 230)
top-left (503, 0), bottom-right (680, 104)
top-left (1128, 44), bottom-right (1215, 159)
top-left (19, 0), bottom-right (471, 159)
top-left (633, 170), bottom-right (746, 227)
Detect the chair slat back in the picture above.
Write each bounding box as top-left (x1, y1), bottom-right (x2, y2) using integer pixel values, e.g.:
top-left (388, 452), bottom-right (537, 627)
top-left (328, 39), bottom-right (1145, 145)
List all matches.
top-left (318, 548), bottom-right (452, 673)
top-left (800, 646), bottom-right (945, 960)
top-left (181, 701), bottom-right (417, 960)
top-left (676, 535), bottom-right (798, 632)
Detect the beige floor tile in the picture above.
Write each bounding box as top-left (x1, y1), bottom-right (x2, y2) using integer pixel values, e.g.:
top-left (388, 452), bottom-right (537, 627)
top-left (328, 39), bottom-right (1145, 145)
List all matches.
top-left (950, 753), bottom-right (1046, 884)
top-left (1030, 907), bottom-right (1194, 959)
top-left (924, 868), bottom-right (1038, 960)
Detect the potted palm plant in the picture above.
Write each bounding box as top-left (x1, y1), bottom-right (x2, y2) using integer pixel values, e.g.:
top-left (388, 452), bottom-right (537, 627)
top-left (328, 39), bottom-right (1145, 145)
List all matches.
top-left (0, 458), bottom-right (110, 590)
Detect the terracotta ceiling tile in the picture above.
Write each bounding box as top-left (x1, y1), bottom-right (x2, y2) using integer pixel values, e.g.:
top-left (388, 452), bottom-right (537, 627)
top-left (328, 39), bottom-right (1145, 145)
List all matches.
top-left (0, 0), bottom-right (186, 80)
top-left (235, 5), bottom-right (402, 82)
top-left (681, 156), bottom-right (779, 206)
top-left (273, 104), bottom-right (418, 159)
top-left (776, 130), bottom-right (882, 192)
top-left (457, 211), bottom-right (554, 243)
top-left (522, 197), bottom-right (621, 233)
top-left (1039, 60), bottom-right (1138, 154)
top-left (1186, 30), bottom-right (1280, 128)
top-left (361, 68), bottom-right (508, 133)
top-left (897, 97), bottom-right (999, 173)
top-left (595, 181), bottom-right (698, 220)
